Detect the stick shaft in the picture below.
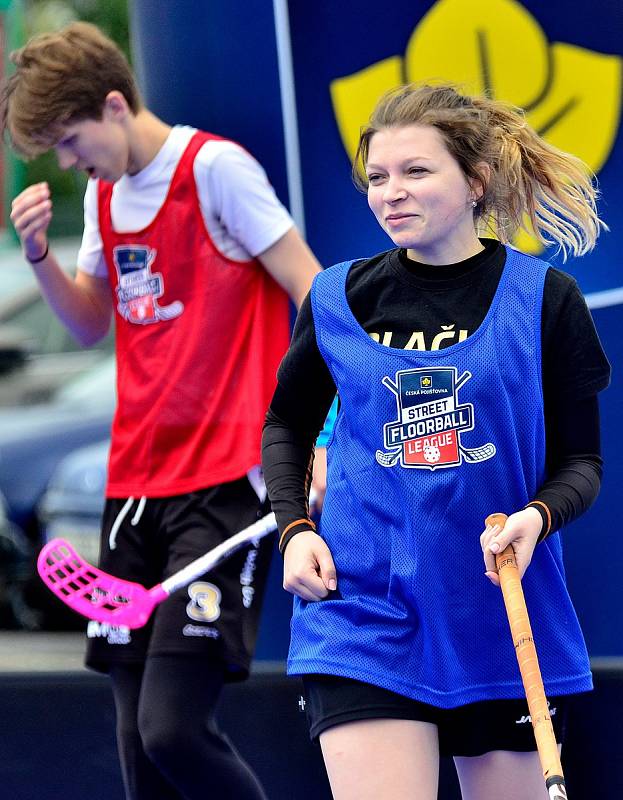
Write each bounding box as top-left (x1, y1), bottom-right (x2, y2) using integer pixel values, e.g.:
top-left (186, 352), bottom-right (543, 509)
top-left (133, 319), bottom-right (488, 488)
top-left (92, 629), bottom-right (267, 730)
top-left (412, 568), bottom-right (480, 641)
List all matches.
top-left (161, 488), bottom-right (318, 595)
top-left (486, 513), bottom-right (566, 790)
top-left (161, 512), bottom-right (277, 595)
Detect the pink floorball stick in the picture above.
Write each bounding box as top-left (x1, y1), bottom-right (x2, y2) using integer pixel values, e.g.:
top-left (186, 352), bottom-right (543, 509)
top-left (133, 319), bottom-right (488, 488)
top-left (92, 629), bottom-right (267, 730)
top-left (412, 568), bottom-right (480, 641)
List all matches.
top-left (37, 502), bottom-right (300, 629)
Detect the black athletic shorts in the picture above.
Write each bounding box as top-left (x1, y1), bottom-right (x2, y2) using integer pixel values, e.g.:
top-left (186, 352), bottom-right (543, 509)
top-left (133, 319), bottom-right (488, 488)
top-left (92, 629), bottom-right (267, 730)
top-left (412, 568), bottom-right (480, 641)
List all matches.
top-left (302, 674), bottom-right (575, 757)
top-left (85, 475), bottom-right (273, 679)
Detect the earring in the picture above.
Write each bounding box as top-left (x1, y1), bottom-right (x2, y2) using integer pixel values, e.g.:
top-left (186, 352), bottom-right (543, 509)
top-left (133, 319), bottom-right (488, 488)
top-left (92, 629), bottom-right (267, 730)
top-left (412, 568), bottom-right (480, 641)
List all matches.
top-left (472, 199), bottom-right (478, 208)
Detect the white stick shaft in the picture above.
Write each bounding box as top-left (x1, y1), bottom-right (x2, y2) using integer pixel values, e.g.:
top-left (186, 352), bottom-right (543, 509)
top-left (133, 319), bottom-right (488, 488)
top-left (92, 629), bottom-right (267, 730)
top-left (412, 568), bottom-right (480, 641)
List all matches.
top-left (160, 512), bottom-right (277, 595)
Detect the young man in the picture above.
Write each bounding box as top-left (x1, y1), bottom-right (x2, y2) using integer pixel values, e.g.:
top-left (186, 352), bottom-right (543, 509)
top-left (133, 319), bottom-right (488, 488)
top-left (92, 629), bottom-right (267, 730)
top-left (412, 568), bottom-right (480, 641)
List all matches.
top-left (2, 22), bottom-right (320, 800)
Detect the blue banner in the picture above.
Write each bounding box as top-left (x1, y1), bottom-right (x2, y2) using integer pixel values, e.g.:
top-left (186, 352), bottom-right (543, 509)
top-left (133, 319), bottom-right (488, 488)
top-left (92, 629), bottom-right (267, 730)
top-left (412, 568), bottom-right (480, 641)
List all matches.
top-left (289, 0), bottom-right (622, 295)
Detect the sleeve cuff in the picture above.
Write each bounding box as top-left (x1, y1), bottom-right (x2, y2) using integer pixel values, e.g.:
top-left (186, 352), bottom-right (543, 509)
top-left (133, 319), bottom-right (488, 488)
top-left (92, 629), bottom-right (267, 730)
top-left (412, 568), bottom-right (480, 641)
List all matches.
top-left (525, 500), bottom-right (552, 542)
top-left (278, 519), bottom-right (316, 555)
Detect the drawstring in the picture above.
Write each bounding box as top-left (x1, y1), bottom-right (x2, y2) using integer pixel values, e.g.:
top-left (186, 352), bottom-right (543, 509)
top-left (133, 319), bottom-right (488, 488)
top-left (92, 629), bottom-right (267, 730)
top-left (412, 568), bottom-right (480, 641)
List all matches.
top-left (108, 496), bottom-right (147, 550)
top-left (131, 496), bottom-right (147, 526)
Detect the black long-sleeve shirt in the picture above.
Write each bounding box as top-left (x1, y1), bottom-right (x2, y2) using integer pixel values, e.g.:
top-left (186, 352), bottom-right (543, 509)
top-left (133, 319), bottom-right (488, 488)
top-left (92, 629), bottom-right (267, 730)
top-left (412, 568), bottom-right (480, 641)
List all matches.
top-left (263, 240), bottom-right (611, 549)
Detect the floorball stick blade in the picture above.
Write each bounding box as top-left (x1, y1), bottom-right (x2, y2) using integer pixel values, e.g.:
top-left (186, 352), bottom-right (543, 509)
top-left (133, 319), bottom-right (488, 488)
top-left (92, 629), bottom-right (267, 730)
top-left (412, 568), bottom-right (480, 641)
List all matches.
top-left (37, 539), bottom-right (164, 628)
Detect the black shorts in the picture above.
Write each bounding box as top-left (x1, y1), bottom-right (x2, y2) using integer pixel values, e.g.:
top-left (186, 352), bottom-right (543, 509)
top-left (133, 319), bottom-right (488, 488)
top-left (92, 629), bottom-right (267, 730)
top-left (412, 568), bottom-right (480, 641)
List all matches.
top-left (85, 476), bottom-right (274, 678)
top-left (302, 674), bottom-right (574, 758)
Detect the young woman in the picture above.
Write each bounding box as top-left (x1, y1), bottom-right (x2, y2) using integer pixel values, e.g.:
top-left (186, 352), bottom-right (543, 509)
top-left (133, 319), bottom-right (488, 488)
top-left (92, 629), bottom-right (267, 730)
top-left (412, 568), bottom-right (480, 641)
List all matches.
top-left (262, 84), bottom-right (610, 800)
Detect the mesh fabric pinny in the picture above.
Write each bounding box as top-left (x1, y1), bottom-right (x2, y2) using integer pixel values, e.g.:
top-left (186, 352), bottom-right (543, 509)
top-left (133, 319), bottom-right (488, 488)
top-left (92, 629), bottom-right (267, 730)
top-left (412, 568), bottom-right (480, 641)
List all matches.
top-left (287, 247), bottom-right (592, 708)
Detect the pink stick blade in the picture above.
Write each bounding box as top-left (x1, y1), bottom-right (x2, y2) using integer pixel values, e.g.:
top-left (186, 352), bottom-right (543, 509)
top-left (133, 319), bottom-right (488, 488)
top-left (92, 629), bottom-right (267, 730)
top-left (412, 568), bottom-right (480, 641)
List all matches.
top-left (37, 539), bottom-right (163, 629)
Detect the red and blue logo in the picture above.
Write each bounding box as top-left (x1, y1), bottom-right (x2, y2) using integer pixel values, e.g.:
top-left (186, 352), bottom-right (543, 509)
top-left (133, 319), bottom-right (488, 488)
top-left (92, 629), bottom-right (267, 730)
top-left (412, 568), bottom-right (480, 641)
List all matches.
top-left (113, 245), bottom-right (183, 325)
top-left (376, 367), bottom-right (495, 469)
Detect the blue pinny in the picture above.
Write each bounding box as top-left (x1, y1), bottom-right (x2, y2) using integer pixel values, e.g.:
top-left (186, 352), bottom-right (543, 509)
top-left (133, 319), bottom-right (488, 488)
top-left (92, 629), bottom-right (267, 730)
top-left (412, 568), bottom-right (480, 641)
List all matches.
top-left (287, 247), bottom-right (592, 708)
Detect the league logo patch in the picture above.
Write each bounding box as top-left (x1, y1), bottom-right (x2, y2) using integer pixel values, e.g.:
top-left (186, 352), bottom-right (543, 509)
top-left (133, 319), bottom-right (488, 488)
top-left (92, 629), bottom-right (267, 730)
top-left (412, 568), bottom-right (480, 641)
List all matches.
top-left (376, 367), bottom-right (496, 469)
top-left (113, 245), bottom-right (184, 324)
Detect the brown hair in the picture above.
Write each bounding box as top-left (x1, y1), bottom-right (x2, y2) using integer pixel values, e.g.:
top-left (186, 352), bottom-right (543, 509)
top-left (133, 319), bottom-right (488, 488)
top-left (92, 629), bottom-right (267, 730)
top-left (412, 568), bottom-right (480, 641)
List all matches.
top-left (354, 83), bottom-right (605, 260)
top-left (1, 21), bottom-right (141, 158)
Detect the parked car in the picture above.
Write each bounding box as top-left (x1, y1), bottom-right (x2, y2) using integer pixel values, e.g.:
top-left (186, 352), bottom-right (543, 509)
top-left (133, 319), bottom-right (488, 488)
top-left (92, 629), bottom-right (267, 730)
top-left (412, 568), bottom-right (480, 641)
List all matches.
top-left (0, 237), bottom-right (114, 406)
top-left (0, 488), bottom-right (40, 629)
top-left (0, 355), bottom-right (115, 628)
top-left (0, 355), bottom-right (115, 535)
top-left (39, 439), bottom-right (109, 567)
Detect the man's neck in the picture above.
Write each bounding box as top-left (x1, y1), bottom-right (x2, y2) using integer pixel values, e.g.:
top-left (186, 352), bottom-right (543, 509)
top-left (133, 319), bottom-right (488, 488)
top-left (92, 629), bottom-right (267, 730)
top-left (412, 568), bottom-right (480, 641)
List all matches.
top-left (126, 109), bottom-right (172, 175)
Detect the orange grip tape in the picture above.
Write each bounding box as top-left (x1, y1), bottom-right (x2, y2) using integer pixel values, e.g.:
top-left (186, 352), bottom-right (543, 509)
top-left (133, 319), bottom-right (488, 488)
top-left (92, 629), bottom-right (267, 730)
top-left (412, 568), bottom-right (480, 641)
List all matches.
top-left (485, 513), bottom-right (565, 786)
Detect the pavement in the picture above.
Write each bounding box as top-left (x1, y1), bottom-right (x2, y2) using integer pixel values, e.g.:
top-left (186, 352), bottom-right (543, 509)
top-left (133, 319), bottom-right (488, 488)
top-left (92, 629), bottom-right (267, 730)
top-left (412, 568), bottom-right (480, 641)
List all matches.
top-left (0, 630), bottom-right (286, 674)
top-left (0, 631), bottom-right (87, 673)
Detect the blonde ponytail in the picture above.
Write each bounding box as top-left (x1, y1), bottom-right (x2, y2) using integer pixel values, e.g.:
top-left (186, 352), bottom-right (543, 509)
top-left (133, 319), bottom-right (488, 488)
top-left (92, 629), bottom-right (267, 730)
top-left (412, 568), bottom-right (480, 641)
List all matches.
top-left (473, 97), bottom-right (604, 259)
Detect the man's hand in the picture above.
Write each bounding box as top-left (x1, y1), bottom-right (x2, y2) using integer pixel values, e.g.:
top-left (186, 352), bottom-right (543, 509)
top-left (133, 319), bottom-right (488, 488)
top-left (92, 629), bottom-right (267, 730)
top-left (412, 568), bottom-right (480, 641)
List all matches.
top-left (10, 182), bottom-right (52, 262)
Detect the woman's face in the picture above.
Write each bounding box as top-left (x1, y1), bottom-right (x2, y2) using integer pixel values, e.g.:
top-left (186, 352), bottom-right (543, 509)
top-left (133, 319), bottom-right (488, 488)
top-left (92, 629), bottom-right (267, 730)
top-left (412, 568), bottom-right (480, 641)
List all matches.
top-left (366, 124), bottom-right (482, 265)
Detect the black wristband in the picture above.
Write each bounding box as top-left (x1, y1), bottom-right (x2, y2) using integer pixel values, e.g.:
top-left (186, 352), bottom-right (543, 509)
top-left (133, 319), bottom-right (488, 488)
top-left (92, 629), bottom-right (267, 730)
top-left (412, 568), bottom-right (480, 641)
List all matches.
top-left (26, 243), bottom-right (49, 264)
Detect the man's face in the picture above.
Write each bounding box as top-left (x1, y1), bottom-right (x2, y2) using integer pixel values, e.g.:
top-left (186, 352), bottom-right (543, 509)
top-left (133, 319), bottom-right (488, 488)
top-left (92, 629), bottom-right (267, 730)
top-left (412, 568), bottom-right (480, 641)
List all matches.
top-left (53, 112), bottom-right (131, 183)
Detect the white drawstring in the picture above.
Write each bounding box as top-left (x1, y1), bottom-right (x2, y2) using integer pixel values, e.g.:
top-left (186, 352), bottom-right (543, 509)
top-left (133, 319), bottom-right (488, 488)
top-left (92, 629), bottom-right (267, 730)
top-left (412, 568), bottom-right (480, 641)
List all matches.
top-left (131, 496), bottom-right (147, 526)
top-left (108, 496), bottom-right (147, 550)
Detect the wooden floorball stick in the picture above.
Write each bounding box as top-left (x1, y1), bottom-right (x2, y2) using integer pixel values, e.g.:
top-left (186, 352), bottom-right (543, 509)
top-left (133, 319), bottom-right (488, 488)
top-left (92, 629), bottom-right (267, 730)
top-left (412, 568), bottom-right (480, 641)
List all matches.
top-left (485, 513), bottom-right (567, 800)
